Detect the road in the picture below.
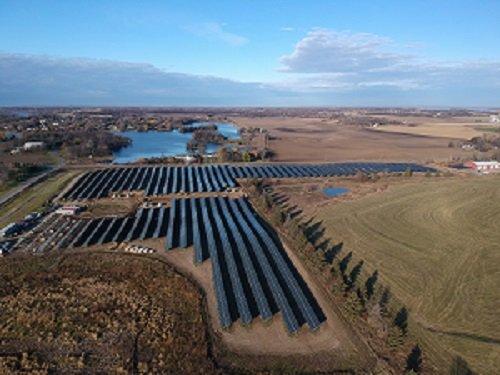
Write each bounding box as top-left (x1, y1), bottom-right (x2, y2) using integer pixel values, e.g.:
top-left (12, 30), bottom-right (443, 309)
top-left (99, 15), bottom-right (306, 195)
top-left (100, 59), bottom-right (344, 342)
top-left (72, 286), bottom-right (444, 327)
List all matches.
top-left (0, 164), bottom-right (62, 208)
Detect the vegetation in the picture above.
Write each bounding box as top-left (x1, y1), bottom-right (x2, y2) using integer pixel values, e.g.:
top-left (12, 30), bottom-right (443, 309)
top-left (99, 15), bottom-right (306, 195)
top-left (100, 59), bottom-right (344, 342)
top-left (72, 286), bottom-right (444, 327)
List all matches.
top-left (0, 170), bottom-right (77, 227)
top-left (246, 179), bottom-right (421, 373)
top-left (306, 176), bottom-right (500, 373)
top-left (22, 130), bottom-right (130, 158)
top-left (0, 252), bottom-right (219, 374)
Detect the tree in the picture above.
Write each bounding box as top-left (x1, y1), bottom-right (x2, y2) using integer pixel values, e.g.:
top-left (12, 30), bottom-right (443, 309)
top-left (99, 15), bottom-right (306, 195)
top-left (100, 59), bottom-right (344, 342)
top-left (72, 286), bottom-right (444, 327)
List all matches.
top-left (339, 252), bottom-right (352, 274)
top-left (379, 287), bottom-right (391, 316)
top-left (348, 260), bottom-right (364, 288)
top-left (365, 270), bottom-right (378, 299)
top-left (449, 356), bottom-right (474, 375)
top-left (394, 307), bottom-right (409, 333)
top-left (406, 344), bottom-right (423, 373)
top-left (242, 151), bottom-right (251, 162)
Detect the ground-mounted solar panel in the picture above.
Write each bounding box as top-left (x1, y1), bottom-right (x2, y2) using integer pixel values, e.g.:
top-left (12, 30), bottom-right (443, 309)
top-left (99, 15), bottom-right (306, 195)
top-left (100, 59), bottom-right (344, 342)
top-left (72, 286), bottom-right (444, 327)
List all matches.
top-left (55, 220), bottom-right (82, 249)
top-left (199, 197), bottom-right (232, 328)
top-left (124, 208), bottom-right (144, 242)
top-left (187, 166), bottom-right (194, 193)
top-left (76, 170), bottom-right (105, 200)
top-left (218, 197), bottom-right (273, 321)
top-left (165, 199), bottom-right (177, 250)
top-left (237, 198), bottom-right (322, 331)
top-left (209, 197), bottom-right (252, 324)
top-left (139, 208), bottom-right (154, 239)
top-left (179, 198), bottom-right (189, 248)
top-left (64, 171), bottom-right (94, 200)
top-left (191, 198), bottom-right (203, 264)
top-left (200, 166), bottom-right (210, 192)
top-left (71, 219), bottom-right (96, 247)
top-left (194, 166), bottom-right (203, 192)
top-left (83, 218), bottom-right (108, 247)
top-left (227, 198), bottom-right (299, 332)
top-left (97, 217), bottom-right (117, 244)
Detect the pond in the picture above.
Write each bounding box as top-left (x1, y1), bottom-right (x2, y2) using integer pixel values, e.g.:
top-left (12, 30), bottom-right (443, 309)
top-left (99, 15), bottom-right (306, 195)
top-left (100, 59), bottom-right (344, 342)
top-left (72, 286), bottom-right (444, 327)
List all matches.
top-left (323, 187), bottom-right (350, 197)
top-left (112, 122), bottom-right (239, 164)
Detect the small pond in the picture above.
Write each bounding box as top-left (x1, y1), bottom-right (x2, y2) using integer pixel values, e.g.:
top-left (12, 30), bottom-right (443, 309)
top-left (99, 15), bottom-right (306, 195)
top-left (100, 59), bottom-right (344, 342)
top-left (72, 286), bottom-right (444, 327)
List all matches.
top-left (323, 187), bottom-right (350, 197)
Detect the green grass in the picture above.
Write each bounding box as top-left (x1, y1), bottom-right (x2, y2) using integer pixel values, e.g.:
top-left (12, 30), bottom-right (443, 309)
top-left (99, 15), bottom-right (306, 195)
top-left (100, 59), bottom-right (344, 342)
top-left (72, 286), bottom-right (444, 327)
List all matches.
top-left (474, 125), bottom-right (500, 133)
top-left (314, 176), bottom-right (500, 374)
top-left (0, 170), bottom-right (77, 227)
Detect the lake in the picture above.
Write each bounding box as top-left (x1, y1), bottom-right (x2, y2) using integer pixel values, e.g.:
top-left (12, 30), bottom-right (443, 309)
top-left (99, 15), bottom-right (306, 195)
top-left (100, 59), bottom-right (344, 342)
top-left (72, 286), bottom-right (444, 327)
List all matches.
top-left (323, 187), bottom-right (350, 197)
top-left (113, 122), bottom-right (239, 164)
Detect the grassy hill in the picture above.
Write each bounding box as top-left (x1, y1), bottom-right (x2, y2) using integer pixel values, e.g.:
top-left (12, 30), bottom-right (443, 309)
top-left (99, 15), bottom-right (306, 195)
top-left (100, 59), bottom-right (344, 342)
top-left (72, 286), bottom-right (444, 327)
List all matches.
top-left (313, 175), bottom-right (500, 373)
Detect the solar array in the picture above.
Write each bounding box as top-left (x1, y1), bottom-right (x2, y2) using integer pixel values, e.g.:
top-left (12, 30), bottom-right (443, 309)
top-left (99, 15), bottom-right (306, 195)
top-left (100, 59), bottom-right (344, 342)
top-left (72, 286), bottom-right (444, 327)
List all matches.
top-left (44, 196), bottom-right (324, 332)
top-left (48, 207), bottom-right (170, 250)
top-left (63, 162), bottom-right (434, 200)
top-left (165, 197), bottom-right (325, 332)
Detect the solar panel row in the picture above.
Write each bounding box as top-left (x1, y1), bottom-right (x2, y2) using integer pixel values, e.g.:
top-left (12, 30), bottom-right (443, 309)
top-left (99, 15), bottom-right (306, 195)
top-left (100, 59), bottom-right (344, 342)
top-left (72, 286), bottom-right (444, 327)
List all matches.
top-left (63, 162), bottom-right (434, 200)
top-left (49, 195), bottom-right (324, 332)
top-left (164, 196), bottom-right (324, 332)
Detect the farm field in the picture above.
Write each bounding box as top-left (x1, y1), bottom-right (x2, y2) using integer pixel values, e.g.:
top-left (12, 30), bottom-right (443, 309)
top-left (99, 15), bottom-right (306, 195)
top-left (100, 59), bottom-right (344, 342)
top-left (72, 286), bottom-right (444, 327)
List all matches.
top-left (0, 252), bottom-right (218, 374)
top-left (369, 114), bottom-right (496, 139)
top-left (0, 170), bottom-right (78, 228)
top-left (275, 175), bottom-right (500, 373)
top-left (231, 116), bottom-right (475, 163)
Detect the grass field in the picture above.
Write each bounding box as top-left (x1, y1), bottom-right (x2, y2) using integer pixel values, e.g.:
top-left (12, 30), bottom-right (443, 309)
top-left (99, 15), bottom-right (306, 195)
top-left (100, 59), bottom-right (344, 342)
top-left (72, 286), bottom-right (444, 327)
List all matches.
top-left (305, 175), bottom-right (500, 373)
top-left (0, 170), bottom-right (77, 227)
top-left (0, 252), bottom-right (218, 373)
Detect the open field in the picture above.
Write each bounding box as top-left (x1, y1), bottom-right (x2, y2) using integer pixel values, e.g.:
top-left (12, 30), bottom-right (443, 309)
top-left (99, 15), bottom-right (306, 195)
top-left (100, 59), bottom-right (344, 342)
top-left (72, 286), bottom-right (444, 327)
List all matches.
top-left (369, 114), bottom-right (497, 139)
top-left (0, 252), bottom-right (218, 374)
top-left (231, 116), bottom-right (474, 163)
top-left (274, 175), bottom-right (500, 373)
top-left (0, 170), bottom-right (78, 228)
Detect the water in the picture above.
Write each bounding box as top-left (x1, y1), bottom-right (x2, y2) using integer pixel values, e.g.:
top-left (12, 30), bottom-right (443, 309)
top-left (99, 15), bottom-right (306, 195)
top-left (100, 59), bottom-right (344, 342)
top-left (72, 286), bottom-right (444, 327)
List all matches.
top-left (113, 122), bottom-right (239, 164)
top-left (323, 187), bottom-right (350, 197)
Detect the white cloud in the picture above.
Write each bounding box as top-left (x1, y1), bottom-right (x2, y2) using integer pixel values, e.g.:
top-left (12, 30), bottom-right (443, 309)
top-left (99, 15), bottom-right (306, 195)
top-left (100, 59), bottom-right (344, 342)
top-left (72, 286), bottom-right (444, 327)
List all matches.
top-left (186, 22), bottom-right (248, 46)
top-left (280, 29), bottom-right (403, 73)
top-left (0, 53), bottom-right (282, 106)
top-left (280, 26), bottom-right (295, 32)
top-left (279, 28), bottom-right (500, 94)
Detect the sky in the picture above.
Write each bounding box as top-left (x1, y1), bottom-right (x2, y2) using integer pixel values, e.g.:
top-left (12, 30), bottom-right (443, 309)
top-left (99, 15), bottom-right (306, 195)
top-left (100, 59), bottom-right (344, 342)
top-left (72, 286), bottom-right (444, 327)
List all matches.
top-left (1, 0), bottom-right (500, 107)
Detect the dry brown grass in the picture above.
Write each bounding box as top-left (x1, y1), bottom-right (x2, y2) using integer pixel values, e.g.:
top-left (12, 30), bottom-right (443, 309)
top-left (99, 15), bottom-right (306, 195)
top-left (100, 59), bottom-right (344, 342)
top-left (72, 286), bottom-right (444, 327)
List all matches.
top-left (0, 252), bottom-right (218, 374)
top-left (231, 116), bottom-right (473, 163)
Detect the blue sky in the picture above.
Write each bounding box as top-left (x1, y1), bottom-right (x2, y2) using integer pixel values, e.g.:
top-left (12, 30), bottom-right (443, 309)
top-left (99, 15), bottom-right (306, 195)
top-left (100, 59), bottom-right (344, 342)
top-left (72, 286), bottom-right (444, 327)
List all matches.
top-left (1, 0), bottom-right (500, 106)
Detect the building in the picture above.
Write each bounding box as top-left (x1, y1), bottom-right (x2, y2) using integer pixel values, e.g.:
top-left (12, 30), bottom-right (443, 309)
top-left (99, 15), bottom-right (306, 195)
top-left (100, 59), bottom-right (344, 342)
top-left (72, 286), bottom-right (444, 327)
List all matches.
top-left (489, 115), bottom-right (499, 123)
top-left (56, 205), bottom-right (84, 216)
top-left (23, 141), bottom-right (45, 151)
top-left (464, 161), bottom-right (500, 173)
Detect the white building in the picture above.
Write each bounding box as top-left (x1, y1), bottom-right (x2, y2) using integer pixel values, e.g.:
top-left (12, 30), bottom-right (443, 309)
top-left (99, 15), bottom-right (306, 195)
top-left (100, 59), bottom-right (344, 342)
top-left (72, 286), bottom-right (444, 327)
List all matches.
top-left (23, 141), bottom-right (45, 151)
top-left (489, 115), bottom-right (499, 123)
top-left (465, 161), bottom-right (500, 173)
top-left (56, 206), bottom-right (83, 216)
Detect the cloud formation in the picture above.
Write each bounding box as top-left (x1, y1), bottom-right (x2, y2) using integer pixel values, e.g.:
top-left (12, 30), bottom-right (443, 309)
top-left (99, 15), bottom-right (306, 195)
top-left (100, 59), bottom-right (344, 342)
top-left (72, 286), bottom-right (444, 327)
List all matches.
top-left (186, 22), bottom-right (248, 46)
top-left (279, 28), bottom-right (500, 93)
top-left (0, 53), bottom-right (284, 106)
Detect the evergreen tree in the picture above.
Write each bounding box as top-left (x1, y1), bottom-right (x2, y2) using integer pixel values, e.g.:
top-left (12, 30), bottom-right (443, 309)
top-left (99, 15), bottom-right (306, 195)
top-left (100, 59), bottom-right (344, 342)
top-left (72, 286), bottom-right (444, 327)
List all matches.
top-left (394, 307), bottom-right (409, 333)
top-left (365, 270), bottom-right (378, 299)
top-left (406, 344), bottom-right (423, 373)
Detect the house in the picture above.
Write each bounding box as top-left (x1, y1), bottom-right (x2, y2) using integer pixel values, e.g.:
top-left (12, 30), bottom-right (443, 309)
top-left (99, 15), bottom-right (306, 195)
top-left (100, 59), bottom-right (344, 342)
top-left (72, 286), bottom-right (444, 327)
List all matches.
top-left (23, 141), bottom-right (45, 151)
top-left (464, 161), bottom-right (500, 173)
